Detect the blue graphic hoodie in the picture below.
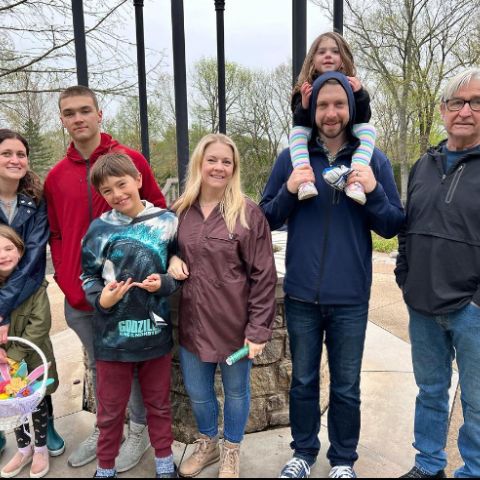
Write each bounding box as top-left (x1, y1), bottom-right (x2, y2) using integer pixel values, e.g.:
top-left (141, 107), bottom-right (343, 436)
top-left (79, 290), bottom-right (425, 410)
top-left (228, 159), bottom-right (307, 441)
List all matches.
top-left (81, 201), bottom-right (179, 362)
top-left (260, 71), bottom-right (405, 305)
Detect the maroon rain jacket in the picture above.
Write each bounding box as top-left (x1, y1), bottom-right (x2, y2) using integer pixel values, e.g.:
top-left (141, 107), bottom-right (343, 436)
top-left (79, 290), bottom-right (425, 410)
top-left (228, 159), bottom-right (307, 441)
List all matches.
top-left (177, 198), bottom-right (277, 363)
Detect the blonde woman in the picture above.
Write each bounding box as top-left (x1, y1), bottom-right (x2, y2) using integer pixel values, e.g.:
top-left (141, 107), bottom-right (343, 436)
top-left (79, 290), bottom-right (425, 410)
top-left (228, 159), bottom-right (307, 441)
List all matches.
top-left (168, 134), bottom-right (277, 478)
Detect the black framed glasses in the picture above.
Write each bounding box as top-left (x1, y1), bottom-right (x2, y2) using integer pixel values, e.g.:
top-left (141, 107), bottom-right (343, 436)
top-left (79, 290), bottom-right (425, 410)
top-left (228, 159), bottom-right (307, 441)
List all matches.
top-left (445, 97), bottom-right (480, 112)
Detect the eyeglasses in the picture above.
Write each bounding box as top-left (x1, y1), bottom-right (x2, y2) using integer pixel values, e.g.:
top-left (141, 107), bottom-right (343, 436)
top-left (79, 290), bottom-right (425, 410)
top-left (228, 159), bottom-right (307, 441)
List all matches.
top-left (445, 97), bottom-right (480, 112)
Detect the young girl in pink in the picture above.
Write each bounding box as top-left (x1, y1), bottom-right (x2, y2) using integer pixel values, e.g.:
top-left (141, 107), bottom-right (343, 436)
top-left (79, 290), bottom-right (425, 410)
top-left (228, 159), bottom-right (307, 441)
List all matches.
top-left (290, 32), bottom-right (375, 204)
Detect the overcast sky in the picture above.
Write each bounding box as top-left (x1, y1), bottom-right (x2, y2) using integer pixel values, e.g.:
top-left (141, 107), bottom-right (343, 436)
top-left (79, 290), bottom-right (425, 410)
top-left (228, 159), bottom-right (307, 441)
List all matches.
top-left (138, 0), bottom-right (331, 72)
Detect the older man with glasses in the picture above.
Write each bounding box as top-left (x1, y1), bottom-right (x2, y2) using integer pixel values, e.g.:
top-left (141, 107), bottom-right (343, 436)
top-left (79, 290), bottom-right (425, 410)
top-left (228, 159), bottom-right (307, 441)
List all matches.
top-left (396, 68), bottom-right (480, 479)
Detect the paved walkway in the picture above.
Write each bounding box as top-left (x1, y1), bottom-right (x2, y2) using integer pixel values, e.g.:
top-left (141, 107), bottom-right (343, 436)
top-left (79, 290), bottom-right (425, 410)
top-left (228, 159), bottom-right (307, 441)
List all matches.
top-left (0, 232), bottom-right (460, 477)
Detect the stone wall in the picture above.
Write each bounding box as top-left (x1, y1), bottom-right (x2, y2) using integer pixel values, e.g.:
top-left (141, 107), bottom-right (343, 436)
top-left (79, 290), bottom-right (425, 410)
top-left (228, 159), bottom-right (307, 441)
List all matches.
top-left (170, 274), bottom-right (330, 444)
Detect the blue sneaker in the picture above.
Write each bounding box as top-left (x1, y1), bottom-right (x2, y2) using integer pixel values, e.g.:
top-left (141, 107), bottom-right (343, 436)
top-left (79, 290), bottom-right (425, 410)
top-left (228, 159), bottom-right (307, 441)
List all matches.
top-left (323, 165), bottom-right (352, 191)
top-left (279, 457), bottom-right (311, 478)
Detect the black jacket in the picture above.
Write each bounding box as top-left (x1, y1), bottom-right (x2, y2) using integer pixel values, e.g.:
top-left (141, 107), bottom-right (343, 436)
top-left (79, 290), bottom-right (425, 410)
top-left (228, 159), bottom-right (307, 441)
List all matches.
top-left (395, 141), bottom-right (480, 314)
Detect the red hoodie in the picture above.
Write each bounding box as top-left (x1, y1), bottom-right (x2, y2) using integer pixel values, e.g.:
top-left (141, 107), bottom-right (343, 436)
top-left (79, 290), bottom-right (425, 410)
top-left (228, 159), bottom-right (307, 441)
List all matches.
top-left (44, 133), bottom-right (166, 311)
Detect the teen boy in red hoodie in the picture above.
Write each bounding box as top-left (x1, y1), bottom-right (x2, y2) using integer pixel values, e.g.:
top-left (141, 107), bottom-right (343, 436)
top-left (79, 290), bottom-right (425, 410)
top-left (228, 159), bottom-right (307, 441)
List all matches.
top-left (44, 86), bottom-right (166, 473)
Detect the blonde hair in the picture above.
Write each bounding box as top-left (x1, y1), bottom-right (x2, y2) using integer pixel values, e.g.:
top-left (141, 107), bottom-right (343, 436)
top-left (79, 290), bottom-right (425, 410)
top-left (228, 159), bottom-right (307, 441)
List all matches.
top-left (173, 134), bottom-right (249, 233)
top-left (293, 32), bottom-right (356, 97)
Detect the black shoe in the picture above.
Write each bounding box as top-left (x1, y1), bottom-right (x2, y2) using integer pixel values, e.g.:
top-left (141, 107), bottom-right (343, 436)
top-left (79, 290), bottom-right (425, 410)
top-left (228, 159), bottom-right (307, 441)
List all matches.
top-left (401, 466), bottom-right (447, 478)
top-left (156, 464), bottom-right (179, 478)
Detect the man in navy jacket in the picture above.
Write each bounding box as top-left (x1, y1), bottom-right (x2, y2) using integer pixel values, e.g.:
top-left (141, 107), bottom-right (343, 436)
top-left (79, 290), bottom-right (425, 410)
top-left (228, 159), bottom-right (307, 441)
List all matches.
top-left (261, 71), bottom-right (404, 478)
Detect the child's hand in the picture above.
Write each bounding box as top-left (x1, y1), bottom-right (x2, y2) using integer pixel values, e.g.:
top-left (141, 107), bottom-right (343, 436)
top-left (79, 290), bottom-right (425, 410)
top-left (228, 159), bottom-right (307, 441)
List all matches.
top-left (168, 255), bottom-right (190, 280)
top-left (300, 82), bottom-right (313, 109)
top-left (134, 274), bottom-right (162, 293)
top-left (99, 278), bottom-right (135, 309)
top-left (0, 324), bottom-right (8, 345)
top-left (0, 348), bottom-right (8, 364)
top-left (347, 76), bottom-right (362, 93)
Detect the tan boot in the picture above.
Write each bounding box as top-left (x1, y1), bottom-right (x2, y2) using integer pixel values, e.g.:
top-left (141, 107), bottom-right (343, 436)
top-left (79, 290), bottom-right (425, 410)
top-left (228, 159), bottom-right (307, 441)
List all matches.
top-left (178, 435), bottom-right (220, 477)
top-left (218, 441), bottom-right (240, 478)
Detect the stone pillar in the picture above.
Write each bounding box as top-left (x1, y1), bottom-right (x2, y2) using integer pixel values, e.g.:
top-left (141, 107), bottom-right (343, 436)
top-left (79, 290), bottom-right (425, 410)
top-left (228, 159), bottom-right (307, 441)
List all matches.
top-left (170, 274), bottom-right (330, 444)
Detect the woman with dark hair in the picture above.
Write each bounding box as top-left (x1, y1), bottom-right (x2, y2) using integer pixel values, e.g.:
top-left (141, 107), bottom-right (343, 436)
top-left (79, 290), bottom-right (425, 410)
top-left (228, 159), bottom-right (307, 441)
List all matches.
top-left (0, 129), bottom-right (65, 460)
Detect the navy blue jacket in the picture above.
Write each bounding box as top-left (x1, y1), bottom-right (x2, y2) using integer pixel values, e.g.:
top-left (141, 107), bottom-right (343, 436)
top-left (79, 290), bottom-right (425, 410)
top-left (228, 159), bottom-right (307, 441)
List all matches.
top-left (0, 195), bottom-right (48, 326)
top-left (260, 72), bottom-right (405, 305)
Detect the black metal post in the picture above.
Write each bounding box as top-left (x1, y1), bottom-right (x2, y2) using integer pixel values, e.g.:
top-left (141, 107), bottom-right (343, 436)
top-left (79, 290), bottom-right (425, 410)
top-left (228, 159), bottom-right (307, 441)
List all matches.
top-left (171, 0), bottom-right (190, 190)
top-left (333, 0), bottom-right (344, 35)
top-left (215, 0), bottom-right (226, 134)
top-left (134, 0), bottom-right (150, 161)
top-left (292, 0), bottom-right (307, 87)
top-left (71, 0), bottom-right (89, 86)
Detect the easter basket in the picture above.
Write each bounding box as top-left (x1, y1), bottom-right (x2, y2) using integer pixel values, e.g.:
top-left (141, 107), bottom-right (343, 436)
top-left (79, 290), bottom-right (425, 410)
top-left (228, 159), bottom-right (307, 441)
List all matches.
top-left (0, 336), bottom-right (49, 431)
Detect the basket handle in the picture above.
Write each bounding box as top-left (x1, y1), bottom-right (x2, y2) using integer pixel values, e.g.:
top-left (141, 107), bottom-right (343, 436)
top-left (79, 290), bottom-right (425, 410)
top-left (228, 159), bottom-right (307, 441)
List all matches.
top-left (6, 336), bottom-right (49, 394)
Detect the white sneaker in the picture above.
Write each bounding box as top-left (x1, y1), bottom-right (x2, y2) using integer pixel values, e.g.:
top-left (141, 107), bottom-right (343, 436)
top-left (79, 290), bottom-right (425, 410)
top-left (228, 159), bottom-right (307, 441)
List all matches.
top-left (298, 182), bottom-right (318, 201)
top-left (115, 421), bottom-right (151, 473)
top-left (345, 182), bottom-right (366, 205)
top-left (329, 466), bottom-right (357, 478)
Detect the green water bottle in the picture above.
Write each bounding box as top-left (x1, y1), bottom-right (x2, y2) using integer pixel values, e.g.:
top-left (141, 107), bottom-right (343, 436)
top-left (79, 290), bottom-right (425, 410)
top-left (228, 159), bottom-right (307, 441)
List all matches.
top-left (226, 345), bottom-right (250, 366)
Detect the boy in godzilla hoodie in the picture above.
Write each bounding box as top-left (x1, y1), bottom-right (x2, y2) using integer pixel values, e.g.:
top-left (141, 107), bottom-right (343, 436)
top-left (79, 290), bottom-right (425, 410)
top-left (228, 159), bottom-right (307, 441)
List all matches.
top-left (81, 153), bottom-right (179, 479)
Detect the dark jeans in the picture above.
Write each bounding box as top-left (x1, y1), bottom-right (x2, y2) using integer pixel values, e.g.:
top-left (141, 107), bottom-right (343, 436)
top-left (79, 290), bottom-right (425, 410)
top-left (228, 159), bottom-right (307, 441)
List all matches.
top-left (285, 296), bottom-right (369, 467)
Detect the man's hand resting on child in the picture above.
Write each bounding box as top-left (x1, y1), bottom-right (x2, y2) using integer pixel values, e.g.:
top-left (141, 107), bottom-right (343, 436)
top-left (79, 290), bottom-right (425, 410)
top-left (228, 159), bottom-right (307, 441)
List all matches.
top-left (0, 324), bottom-right (8, 345)
top-left (99, 278), bottom-right (135, 309)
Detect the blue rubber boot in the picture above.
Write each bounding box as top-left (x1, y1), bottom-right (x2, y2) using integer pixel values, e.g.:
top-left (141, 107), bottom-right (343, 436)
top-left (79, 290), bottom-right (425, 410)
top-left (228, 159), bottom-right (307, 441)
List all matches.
top-left (47, 416), bottom-right (66, 457)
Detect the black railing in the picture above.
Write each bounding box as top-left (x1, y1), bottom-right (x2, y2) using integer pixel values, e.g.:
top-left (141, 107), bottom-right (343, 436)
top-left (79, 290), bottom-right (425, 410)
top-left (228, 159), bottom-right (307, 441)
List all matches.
top-left (134, 0), bottom-right (150, 160)
top-left (71, 0), bottom-right (88, 87)
top-left (70, 1), bottom-right (343, 186)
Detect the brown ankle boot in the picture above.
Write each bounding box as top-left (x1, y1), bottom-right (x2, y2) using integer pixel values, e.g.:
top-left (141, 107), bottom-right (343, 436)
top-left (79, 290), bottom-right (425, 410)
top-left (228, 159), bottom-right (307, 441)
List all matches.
top-left (218, 441), bottom-right (240, 478)
top-left (178, 435), bottom-right (220, 477)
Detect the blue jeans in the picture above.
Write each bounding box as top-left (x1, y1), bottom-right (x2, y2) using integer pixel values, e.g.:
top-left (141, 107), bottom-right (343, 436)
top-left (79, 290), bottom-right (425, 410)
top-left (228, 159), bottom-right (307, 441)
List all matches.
top-left (285, 296), bottom-right (369, 467)
top-left (409, 303), bottom-right (480, 478)
top-left (179, 347), bottom-right (252, 444)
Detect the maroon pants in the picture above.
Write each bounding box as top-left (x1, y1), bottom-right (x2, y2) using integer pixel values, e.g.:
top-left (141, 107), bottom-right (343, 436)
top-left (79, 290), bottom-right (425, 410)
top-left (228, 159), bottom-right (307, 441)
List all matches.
top-left (96, 355), bottom-right (173, 469)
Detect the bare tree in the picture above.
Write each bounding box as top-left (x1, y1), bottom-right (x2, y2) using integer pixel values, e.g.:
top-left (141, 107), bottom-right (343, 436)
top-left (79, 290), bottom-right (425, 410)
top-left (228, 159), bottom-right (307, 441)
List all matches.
top-left (0, 0), bottom-right (163, 97)
top-left (190, 57), bottom-right (252, 133)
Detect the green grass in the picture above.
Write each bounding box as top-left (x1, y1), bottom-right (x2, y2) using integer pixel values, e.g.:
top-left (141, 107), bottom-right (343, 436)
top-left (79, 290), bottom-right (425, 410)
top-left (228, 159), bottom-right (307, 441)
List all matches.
top-left (372, 233), bottom-right (398, 254)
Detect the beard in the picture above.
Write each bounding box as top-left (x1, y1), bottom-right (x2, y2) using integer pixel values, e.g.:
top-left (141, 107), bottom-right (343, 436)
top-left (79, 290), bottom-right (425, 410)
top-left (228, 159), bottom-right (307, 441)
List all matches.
top-left (318, 119), bottom-right (349, 139)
